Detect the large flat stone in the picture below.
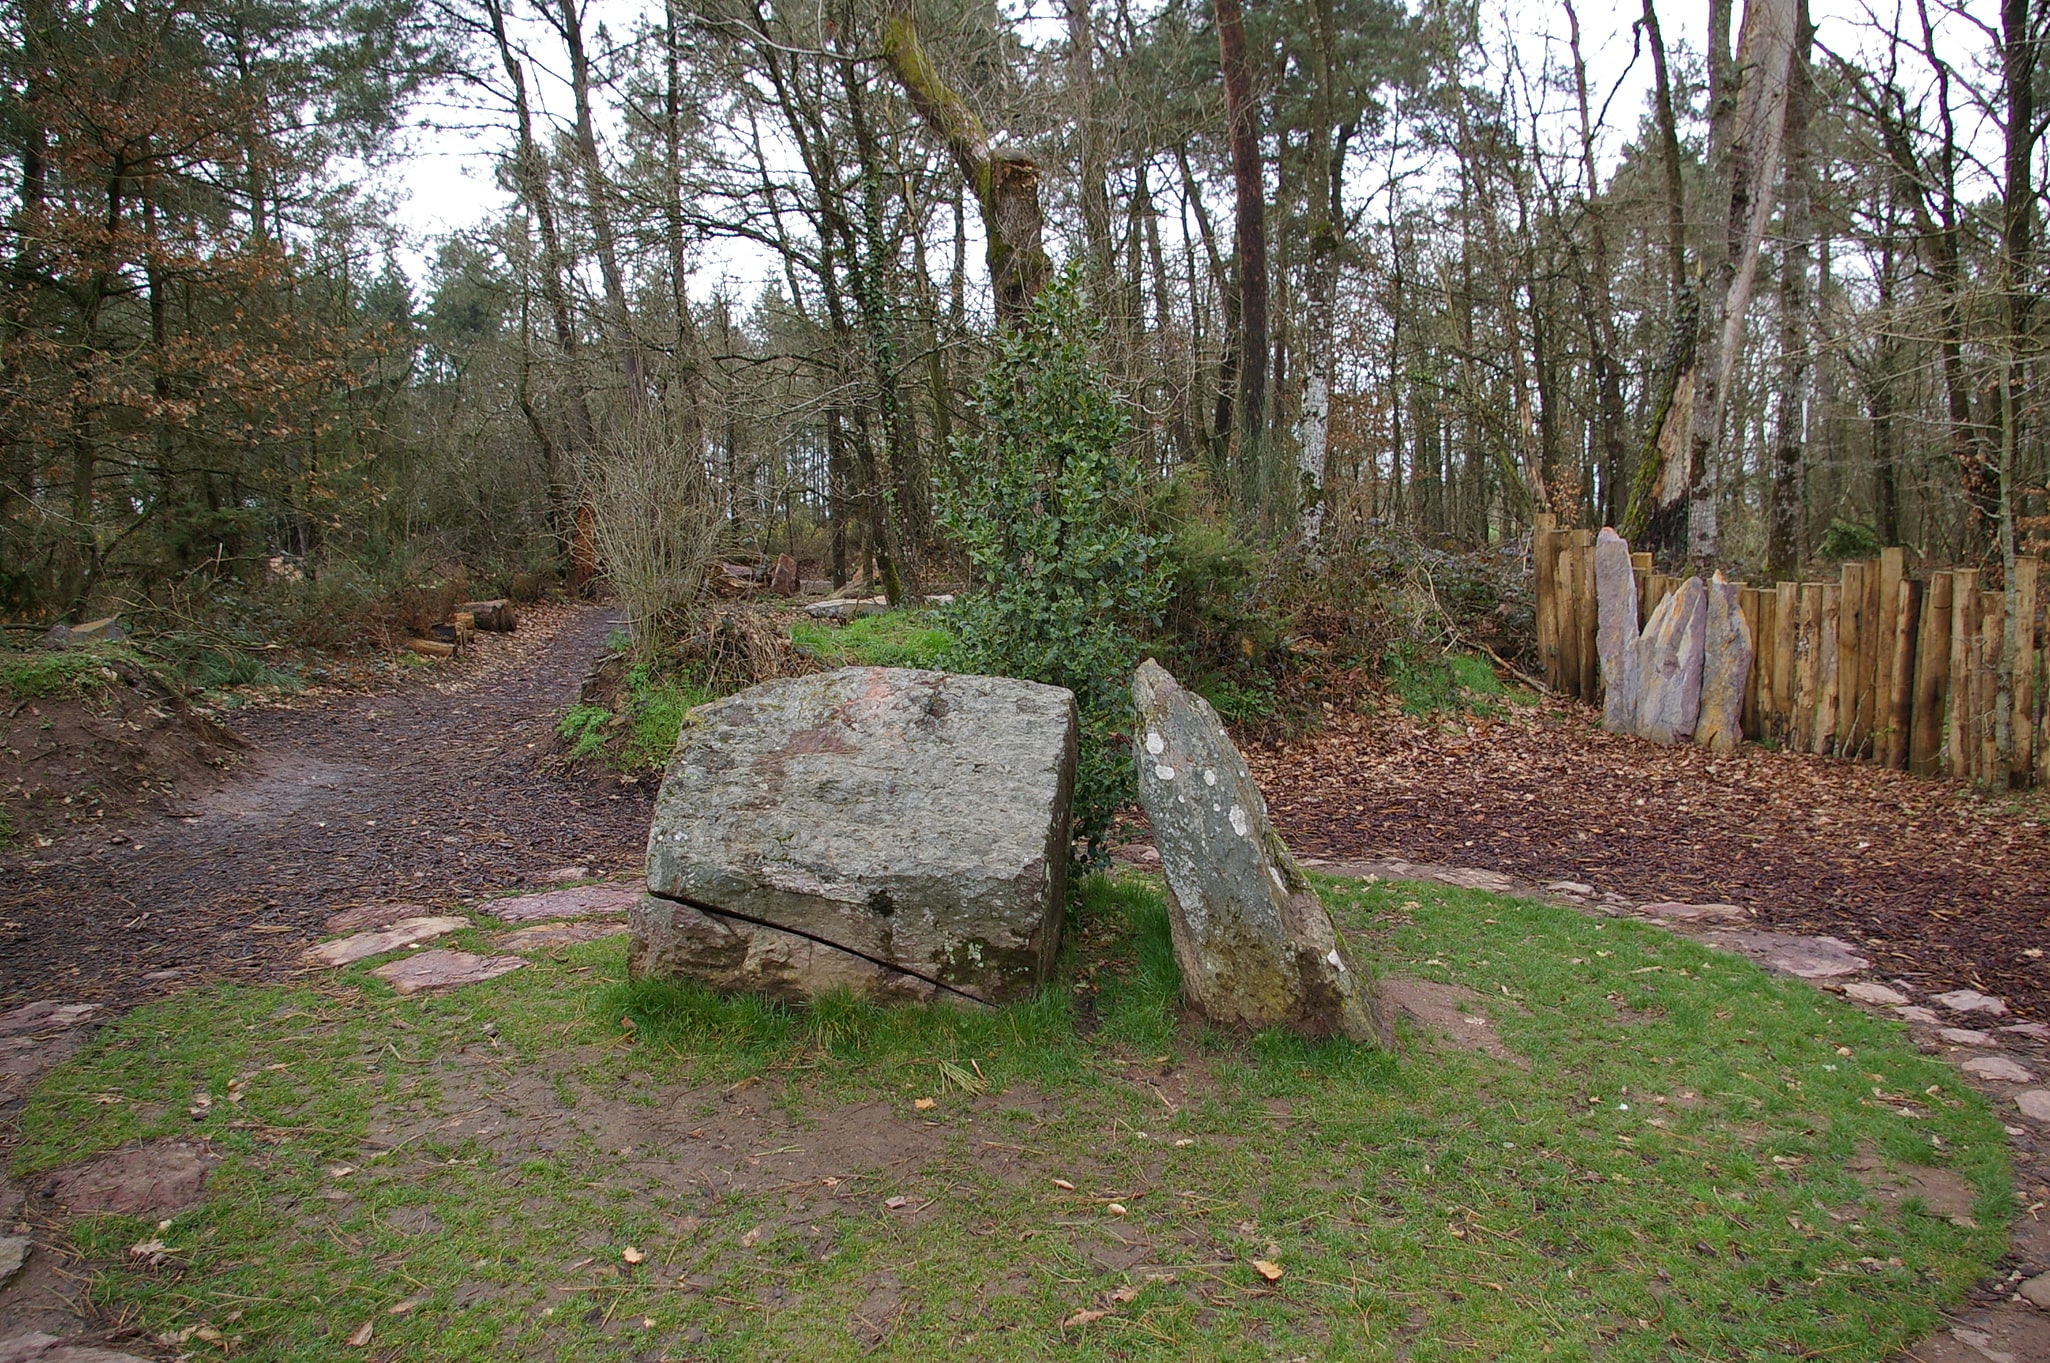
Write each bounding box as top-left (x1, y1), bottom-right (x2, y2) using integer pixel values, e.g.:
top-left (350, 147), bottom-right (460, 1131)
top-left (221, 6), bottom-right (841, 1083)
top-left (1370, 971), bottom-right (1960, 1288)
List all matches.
top-left (305, 916), bottom-right (468, 967)
top-left (43, 1142), bottom-right (213, 1216)
top-left (636, 667), bottom-right (1077, 1005)
top-left (484, 884), bottom-right (639, 923)
top-left (1132, 660), bottom-right (1390, 1045)
top-left (370, 950), bottom-right (525, 994)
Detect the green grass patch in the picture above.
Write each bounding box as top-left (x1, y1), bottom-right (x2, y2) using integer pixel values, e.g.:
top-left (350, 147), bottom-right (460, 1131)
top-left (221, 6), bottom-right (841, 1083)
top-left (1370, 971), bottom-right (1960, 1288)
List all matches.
top-left (0, 645), bottom-right (141, 700)
top-left (556, 661), bottom-right (719, 772)
top-left (1382, 643), bottom-right (1521, 718)
top-left (791, 609), bottom-right (954, 669)
top-left (14, 879), bottom-right (2009, 1361)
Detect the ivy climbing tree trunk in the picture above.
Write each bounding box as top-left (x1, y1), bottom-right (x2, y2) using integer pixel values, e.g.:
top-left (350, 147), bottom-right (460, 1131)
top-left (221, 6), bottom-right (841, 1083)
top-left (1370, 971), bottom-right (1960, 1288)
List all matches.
top-left (879, 0), bottom-right (1050, 326)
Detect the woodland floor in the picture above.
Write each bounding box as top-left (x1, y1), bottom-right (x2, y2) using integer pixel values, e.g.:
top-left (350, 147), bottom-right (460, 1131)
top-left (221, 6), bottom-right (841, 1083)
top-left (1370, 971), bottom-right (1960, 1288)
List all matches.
top-left (1250, 697), bottom-right (2050, 1022)
top-left (0, 602), bottom-right (654, 1011)
top-left (7, 609), bottom-right (2050, 1024)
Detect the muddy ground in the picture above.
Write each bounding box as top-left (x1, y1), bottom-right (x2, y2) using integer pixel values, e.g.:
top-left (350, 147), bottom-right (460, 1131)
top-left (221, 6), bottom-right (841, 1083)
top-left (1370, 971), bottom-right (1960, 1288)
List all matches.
top-left (0, 603), bottom-right (653, 1010)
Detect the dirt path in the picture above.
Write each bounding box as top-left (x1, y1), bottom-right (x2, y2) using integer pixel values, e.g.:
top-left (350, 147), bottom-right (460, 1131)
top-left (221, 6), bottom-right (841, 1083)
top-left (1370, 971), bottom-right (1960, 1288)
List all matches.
top-left (0, 603), bottom-right (653, 1009)
top-left (1248, 697), bottom-right (2050, 1020)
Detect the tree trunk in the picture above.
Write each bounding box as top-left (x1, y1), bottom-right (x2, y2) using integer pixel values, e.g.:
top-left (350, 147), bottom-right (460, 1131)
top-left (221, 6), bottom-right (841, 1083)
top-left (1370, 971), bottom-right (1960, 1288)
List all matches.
top-left (1213, 0), bottom-right (1268, 486)
top-left (1765, 0), bottom-right (1814, 579)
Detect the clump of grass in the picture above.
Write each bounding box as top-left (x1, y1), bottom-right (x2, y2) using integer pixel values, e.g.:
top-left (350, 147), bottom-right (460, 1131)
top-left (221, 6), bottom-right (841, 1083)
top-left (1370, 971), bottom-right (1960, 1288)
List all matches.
top-left (11, 878), bottom-right (2012, 1363)
top-left (791, 610), bottom-right (953, 669)
top-left (1382, 642), bottom-right (1512, 717)
top-left (0, 647), bottom-right (132, 700)
top-left (556, 661), bottom-right (719, 771)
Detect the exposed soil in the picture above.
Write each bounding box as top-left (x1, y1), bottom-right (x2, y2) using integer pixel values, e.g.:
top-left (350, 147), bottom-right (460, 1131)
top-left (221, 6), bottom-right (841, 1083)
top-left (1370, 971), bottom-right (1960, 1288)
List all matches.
top-left (0, 603), bottom-right (654, 1010)
top-left (0, 658), bottom-right (243, 844)
top-left (1248, 698), bottom-right (2050, 1021)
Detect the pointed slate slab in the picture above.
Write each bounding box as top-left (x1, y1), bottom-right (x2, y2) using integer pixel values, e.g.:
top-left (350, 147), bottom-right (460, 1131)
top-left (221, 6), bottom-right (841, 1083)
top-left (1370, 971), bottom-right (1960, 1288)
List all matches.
top-left (1594, 528), bottom-right (1641, 732)
top-left (1695, 571), bottom-right (1753, 751)
top-left (1634, 576), bottom-right (1707, 743)
top-left (1132, 660), bottom-right (1391, 1046)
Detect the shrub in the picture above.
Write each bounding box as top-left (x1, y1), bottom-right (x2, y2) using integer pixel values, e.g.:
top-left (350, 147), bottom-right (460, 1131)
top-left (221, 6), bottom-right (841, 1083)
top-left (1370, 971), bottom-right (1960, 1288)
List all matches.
top-left (936, 269), bottom-right (1168, 858)
top-left (1818, 519), bottom-right (1884, 562)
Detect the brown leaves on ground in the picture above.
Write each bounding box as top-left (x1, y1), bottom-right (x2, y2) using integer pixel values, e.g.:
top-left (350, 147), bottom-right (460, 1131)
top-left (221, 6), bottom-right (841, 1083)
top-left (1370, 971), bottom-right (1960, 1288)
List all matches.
top-left (1246, 697), bottom-right (2050, 1018)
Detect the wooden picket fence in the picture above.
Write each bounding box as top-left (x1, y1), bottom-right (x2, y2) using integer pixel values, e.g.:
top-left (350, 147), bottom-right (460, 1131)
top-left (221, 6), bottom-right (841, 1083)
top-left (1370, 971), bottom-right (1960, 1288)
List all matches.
top-left (1533, 516), bottom-right (2048, 787)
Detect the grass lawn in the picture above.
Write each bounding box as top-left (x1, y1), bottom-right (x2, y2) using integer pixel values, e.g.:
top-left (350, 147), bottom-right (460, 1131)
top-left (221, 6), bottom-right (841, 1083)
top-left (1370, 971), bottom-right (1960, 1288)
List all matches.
top-left (13, 876), bottom-right (2010, 1361)
top-left (789, 609), bottom-right (953, 670)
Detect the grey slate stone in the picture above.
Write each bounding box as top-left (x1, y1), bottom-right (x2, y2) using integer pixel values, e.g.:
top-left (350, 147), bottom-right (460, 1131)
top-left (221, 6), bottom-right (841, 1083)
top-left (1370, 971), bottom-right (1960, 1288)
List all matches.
top-left (1593, 528), bottom-right (1641, 733)
top-left (636, 667), bottom-right (1076, 1005)
top-left (1634, 576), bottom-right (1707, 743)
top-left (1696, 571), bottom-right (1753, 751)
top-left (1132, 660), bottom-right (1391, 1046)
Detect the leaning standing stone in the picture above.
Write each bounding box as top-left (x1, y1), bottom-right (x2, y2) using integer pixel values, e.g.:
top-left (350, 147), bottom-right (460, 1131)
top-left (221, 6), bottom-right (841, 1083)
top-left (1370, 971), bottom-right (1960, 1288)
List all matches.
top-left (1593, 528), bottom-right (1641, 733)
top-left (1131, 660), bottom-right (1391, 1046)
top-left (634, 667), bottom-right (1077, 1005)
top-left (1695, 571), bottom-right (1752, 751)
top-left (1634, 575), bottom-right (1707, 743)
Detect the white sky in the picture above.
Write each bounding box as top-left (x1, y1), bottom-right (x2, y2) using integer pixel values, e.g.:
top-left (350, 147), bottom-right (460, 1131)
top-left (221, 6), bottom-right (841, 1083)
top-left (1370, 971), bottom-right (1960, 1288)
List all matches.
top-left (376, 0), bottom-right (2000, 291)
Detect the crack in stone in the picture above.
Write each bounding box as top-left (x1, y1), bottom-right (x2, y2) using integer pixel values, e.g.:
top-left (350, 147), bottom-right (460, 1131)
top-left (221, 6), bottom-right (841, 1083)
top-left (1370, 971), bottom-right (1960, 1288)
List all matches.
top-left (643, 887), bottom-right (993, 1008)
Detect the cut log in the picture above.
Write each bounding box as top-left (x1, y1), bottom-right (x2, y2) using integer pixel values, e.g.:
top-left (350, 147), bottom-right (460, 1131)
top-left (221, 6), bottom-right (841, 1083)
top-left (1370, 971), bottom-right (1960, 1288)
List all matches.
top-left (405, 638), bottom-right (455, 659)
top-left (457, 599), bottom-right (518, 632)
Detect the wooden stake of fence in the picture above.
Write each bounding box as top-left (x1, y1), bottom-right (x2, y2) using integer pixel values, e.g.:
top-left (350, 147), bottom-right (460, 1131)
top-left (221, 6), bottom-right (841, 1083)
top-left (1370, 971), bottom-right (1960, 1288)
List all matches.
top-left (2014, 556), bottom-right (2039, 780)
top-left (1631, 551), bottom-right (1652, 632)
top-left (1816, 584), bottom-right (1841, 755)
top-left (1739, 586), bottom-right (1764, 738)
top-left (1794, 584), bottom-right (1820, 752)
top-left (1978, 594), bottom-right (2003, 784)
top-left (1839, 562), bottom-right (1866, 756)
top-left (1950, 569), bottom-right (1979, 779)
top-left (1557, 540), bottom-right (1582, 701)
top-left (1876, 548), bottom-right (1906, 761)
top-left (1574, 531), bottom-right (1599, 702)
top-left (1912, 572), bottom-right (1952, 776)
top-left (1887, 577), bottom-right (1920, 771)
top-left (1534, 515), bottom-right (1560, 690)
top-left (1773, 581), bottom-right (1799, 745)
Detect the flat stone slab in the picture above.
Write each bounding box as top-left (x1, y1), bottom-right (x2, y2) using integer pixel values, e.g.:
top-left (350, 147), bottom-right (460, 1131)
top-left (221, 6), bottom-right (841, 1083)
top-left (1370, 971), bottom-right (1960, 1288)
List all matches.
top-left (1940, 1028), bottom-right (1998, 1046)
top-left (1704, 932), bottom-right (1869, 979)
top-left (323, 900), bottom-right (434, 933)
top-left (637, 667), bottom-right (1076, 1005)
top-left (2019, 1091), bottom-right (2050, 1122)
top-left (0, 1003), bottom-right (96, 1036)
top-left (2022, 1272), bottom-right (2050, 1310)
top-left (802, 598), bottom-right (889, 621)
top-left (484, 884), bottom-right (639, 923)
top-left (0, 1336), bottom-right (156, 1363)
top-left (1935, 989), bottom-right (2009, 1016)
top-left (1963, 1056), bottom-right (2035, 1083)
top-left (370, 950), bottom-right (525, 994)
top-left (0, 1236), bottom-right (25, 1288)
top-left (2004, 1023), bottom-right (2050, 1040)
top-left (498, 921), bottom-right (629, 952)
top-left (539, 865), bottom-right (591, 883)
top-left (1898, 1005), bottom-right (1942, 1023)
top-left (1638, 901), bottom-right (1746, 923)
top-left (42, 1142), bottom-right (213, 1216)
top-left (1843, 982), bottom-right (1910, 1006)
top-left (305, 916), bottom-right (468, 967)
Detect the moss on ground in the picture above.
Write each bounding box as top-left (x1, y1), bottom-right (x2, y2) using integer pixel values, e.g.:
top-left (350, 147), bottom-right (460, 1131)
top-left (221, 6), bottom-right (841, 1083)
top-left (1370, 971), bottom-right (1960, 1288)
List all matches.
top-left (13, 876), bottom-right (2009, 1361)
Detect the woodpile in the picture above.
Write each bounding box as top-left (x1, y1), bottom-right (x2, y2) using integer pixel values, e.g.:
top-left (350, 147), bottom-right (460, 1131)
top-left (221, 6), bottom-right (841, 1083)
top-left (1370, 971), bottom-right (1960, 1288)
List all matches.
top-left (1536, 513), bottom-right (2049, 788)
top-left (405, 597), bottom-right (517, 660)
